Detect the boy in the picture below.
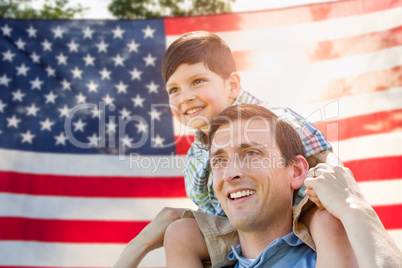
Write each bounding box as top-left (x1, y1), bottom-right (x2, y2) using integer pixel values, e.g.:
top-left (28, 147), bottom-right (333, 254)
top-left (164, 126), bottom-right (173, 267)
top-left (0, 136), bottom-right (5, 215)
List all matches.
top-left (114, 31), bottom-right (357, 267)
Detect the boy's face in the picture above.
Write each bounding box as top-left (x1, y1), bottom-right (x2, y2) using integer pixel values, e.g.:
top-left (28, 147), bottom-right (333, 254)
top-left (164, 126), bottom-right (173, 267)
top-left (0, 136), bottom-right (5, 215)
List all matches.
top-left (166, 63), bottom-right (239, 133)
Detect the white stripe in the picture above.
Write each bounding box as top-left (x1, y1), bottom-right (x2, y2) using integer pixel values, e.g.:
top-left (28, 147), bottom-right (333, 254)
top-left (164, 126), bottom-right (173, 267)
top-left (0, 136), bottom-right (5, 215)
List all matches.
top-left (166, 7), bottom-right (402, 50)
top-left (0, 241), bottom-right (166, 267)
top-left (388, 230), bottom-right (402, 252)
top-left (232, 0), bottom-right (343, 13)
top-left (294, 87), bottom-right (402, 122)
top-left (0, 148), bottom-right (186, 176)
top-left (333, 132), bottom-right (402, 162)
top-left (358, 179), bottom-right (402, 206)
top-left (0, 193), bottom-right (196, 220)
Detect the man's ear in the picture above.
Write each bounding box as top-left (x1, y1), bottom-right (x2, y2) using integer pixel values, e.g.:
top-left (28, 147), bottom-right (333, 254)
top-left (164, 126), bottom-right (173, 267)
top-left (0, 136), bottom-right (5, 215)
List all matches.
top-left (228, 72), bottom-right (241, 99)
top-left (290, 155), bottom-right (309, 189)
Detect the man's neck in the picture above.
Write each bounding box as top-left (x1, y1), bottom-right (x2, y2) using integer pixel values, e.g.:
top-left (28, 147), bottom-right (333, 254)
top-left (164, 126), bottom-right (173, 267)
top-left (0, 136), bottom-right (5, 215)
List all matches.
top-left (237, 215), bottom-right (293, 259)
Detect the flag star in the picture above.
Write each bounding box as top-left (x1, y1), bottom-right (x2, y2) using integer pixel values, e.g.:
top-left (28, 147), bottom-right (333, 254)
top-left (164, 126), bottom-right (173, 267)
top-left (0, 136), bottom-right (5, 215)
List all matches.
top-left (143, 53), bottom-right (156, 66)
top-left (1, 24), bottom-right (12, 37)
top-left (30, 77), bottom-right (44, 90)
top-left (45, 65), bottom-right (56, 77)
top-left (119, 107), bottom-right (131, 119)
top-left (87, 133), bottom-right (100, 147)
top-left (44, 90), bottom-right (58, 104)
top-left (106, 120), bottom-right (117, 133)
top-left (26, 25), bottom-right (37, 38)
top-left (82, 27), bottom-right (94, 39)
top-left (73, 119), bottom-right (86, 132)
top-left (146, 81), bottom-right (159, 94)
top-left (129, 67), bottom-right (142, 80)
top-left (58, 105), bottom-right (70, 118)
top-left (61, 79), bottom-right (71, 90)
top-left (99, 67), bottom-right (111, 80)
top-left (102, 94), bottom-right (114, 106)
top-left (41, 39), bottom-right (53, 51)
top-left (71, 66), bottom-right (83, 79)
top-left (56, 53), bottom-right (68, 65)
top-left (115, 81), bottom-right (128, 94)
top-left (87, 80), bottom-right (99, 93)
top-left (76, 92), bottom-right (87, 103)
top-left (0, 100), bottom-right (7, 112)
top-left (7, 115), bottom-right (21, 128)
top-left (3, 49), bottom-right (16, 62)
top-left (132, 94), bottom-right (145, 108)
top-left (136, 121), bottom-right (148, 133)
top-left (90, 107), bottom-right (102, 118)
top-left (12, 89), bottom-right (25, 102)
top-left (15, 38), bottom-right (26, 50)
top-left (40, 118), bottom-right (55, 131)
top-left (83, 53), bottom-right (95, 66)
top-left (152, 134), bottom-right (165, 147)
top-left (127, 39), bottom-right (140, 53)
top-left (112, 54), bottom-right (125, 67)
top-left (0, 74), bottom-right (11, 86)
top-left (112, 26), bottom-right (125, 39)
top-left (21, 130), bottom-right (35, 143)
top-left (149, 108), bottom-right (162, 121)
top-left (142, 25), bottom-right (155, 38)
top-left (67, 40), bottom-right (79, 52)
top-left (30, 52), bottom-right (40, 63)
top-left (120, 134), bottom-right (134, 147)
top-left (96, 40), bottom-right (109, 53)
top-left (52, 26), bottom-right (64, 39)
top-left (26, 104), bottom-right (40, 116)
top-left (54, 132), bottom-right (68, 146)
top-left (16, 63), bottom-right (29, 76)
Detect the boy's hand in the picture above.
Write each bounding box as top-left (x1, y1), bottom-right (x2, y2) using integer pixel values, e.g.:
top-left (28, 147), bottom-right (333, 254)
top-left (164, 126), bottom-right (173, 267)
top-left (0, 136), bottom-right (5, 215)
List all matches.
top-left (304, 164), bottom-right (366, 220)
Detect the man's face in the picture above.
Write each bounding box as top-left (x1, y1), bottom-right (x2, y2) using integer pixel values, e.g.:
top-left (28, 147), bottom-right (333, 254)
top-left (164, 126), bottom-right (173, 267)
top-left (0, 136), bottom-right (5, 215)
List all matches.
top-left (210, 118), bottom-right (295, 232)
top-left (166, 62), bottom-right (237, 133)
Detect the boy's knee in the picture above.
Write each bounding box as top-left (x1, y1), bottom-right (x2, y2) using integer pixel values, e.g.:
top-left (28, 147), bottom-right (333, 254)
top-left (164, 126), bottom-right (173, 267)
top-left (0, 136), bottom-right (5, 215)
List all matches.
top-left (164, 218), bottom-right (202, 248)
top-left (316, 209), bottom-right (345, 235)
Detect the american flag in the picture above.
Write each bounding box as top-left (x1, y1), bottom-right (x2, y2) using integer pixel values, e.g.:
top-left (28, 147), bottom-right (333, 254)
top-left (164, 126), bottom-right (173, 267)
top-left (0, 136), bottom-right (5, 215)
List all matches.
top-left (0, 0), bottom-right (401, 267)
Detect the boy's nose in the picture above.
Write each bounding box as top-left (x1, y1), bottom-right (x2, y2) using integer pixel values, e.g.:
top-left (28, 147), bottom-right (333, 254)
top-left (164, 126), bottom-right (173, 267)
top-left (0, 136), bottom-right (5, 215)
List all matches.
top-left (180, 89), bottom-right (195, 104)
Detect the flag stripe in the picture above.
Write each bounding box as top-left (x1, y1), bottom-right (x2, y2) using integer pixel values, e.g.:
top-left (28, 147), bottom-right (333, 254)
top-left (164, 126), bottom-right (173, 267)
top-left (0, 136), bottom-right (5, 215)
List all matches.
top-left (0, 171), bottom-right (185, 197)
top-left (359, 179), bottom-right (402, 206)
top-left (374, 204), bottom-right (402, 230)
top-left (344, 156), bottom-right (402, 182)
top-left (314, 109), bottom-right (402, 142)
top-left (164, 0), bottom-right (401, 34)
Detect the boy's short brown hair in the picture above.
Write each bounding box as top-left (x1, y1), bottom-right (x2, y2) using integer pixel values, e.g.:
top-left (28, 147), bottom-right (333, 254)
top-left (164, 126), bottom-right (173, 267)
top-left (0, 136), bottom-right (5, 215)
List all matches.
top-left (161, 31), bottom-right (237, 84)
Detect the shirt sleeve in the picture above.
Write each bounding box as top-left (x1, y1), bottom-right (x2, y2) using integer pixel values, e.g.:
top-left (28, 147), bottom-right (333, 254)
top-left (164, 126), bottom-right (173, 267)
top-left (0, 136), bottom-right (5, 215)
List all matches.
top-left (265, 103), bottom-right (332, 157)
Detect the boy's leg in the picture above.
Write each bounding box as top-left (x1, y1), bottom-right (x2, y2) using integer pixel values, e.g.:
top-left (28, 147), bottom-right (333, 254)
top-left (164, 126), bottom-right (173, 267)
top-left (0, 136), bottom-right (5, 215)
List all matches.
top-left (164, 218), bottom-right (209, 268)
top-left (301, 207), bottom-right (358, 268)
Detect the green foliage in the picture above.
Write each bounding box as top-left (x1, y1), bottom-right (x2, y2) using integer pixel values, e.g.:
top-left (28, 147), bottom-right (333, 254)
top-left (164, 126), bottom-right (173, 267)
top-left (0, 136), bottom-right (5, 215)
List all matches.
top-left (108, 0), bottom-right (236, 20)
top-left (0, 0), bottom-right (88, 19)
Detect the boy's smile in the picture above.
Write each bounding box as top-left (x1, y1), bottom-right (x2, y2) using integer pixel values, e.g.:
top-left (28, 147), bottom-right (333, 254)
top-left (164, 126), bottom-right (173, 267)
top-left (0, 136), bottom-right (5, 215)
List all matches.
top-left (166, 62), bottom-right (241, 133)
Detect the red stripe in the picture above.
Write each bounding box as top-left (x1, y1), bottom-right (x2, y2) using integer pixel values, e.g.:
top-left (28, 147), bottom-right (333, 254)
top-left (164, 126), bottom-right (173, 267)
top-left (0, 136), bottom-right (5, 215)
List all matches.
top-left (175, 134), bottom-right (194, 155)
top-left (1, 203), bottom-right (400, 243)
top-left (315, 109), bottom-right (402, 142)
top-left (165, 0), bottom-right (401, 34)
top-left (0, 217), bottom-right (148, 243)
top-left (344, 156), bottom-right (402, 182)
top-left (373, 204), bottom-right (402, 230)
top-left (307, 26), bottom-right (402, 62)
top-left (0, 171), bottom-right (186, 197)
top-left (319, 66), bottom-right (402, 101)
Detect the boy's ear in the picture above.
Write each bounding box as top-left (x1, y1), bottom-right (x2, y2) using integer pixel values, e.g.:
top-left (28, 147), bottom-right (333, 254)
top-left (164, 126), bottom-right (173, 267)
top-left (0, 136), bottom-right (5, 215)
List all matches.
top-left (290, 155), bottom-right (309, 190)
top-left (228, 72), bottom-right (241, 99)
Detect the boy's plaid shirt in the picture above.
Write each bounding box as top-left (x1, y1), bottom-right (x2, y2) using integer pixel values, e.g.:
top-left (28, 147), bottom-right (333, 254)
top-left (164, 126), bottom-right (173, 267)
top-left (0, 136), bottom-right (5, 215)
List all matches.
top-left (183, 90), bottom-right (332, 216)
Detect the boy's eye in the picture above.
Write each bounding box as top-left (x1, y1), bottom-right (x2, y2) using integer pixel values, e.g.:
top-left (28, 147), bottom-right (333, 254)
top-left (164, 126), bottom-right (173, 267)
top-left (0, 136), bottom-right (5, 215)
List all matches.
top-left (192, 79), bottom-right (204, 86)
top-left (168, 87), bottom-right (179, 95)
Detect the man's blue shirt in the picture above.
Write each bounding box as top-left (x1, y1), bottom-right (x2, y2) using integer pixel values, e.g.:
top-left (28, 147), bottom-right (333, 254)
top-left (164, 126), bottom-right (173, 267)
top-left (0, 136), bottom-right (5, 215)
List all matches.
top-left (228, 232), bottom-right (316, 268)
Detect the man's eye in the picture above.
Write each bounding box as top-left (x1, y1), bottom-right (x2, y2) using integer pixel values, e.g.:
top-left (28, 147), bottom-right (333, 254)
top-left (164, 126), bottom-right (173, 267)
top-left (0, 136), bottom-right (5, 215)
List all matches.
top-left (245, 150), bottom-right (259, 156)
top-left (168, 87), bottom-right (179, 95)
top-left (192, 79), bottom-right (204, 86)
top-left (212, 157), bottom-right (227, 167)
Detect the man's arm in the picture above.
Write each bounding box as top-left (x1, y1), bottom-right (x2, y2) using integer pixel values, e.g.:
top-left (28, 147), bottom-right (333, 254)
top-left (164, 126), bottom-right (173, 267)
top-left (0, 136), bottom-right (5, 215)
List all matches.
top-left (304, 165), bottom-right (402, 268)
top-left (306, 150), bottom-right (343, 168)
top-left (113, 207), bottom-right (185, 268)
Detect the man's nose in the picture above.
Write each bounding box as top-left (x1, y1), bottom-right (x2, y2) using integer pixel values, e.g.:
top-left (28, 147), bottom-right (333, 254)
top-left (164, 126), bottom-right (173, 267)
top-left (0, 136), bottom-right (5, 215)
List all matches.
top-left (223, 157), bottom-right (244, 182)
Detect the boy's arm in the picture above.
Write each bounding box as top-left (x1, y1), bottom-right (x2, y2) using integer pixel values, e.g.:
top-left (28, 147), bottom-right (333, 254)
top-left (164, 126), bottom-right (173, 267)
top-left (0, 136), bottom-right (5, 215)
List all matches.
top-left (113, 207), bottom-right (185, 268)
top-left (304, 165), bottom-right (402, 268)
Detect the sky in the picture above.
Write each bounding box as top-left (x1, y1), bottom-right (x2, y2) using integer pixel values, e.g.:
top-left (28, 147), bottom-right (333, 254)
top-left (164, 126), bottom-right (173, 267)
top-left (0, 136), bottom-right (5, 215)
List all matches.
top-left (33, 0), bottom-right (338, 19)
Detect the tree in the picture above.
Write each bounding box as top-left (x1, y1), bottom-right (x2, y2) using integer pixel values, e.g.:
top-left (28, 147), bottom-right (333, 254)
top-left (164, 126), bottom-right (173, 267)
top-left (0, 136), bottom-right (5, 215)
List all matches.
top-left (108, 0), bottom-right (236, 20)
top-left (0, 0), bottom-right (88, 19)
